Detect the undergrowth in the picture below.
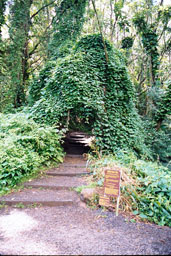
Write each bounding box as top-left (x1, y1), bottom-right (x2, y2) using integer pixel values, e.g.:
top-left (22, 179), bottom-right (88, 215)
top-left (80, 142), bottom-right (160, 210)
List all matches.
top-left (0, 113), bottom-right (64, 194)
top-left (87, 151), bottom-right (171, 227)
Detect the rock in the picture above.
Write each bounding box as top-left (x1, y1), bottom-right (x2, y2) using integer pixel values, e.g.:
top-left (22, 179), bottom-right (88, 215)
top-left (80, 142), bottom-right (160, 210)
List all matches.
top-left (80, 188), bottom-right (97, 203)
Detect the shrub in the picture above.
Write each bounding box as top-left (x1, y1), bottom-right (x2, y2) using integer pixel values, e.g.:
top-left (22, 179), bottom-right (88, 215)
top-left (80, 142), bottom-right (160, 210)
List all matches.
top-left (0, 113), bottom-right (64, 192)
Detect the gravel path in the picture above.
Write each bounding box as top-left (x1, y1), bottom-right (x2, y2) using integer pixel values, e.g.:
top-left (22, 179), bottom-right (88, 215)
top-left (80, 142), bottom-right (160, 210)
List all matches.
top-left (0, 204), bottom-right (170, 255)
top-left (0, 155), bottom-right (170, 255)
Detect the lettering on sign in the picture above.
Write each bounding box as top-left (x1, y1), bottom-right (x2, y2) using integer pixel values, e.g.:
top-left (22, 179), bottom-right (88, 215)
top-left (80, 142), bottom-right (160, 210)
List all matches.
top-left (104, 170), bottom-right (121, 197)
top-left (99, 168), bottom-right (121, 216)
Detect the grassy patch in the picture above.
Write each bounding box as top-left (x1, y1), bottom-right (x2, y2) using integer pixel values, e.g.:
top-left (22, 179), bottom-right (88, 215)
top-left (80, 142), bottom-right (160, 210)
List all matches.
top-left (14, 203), bottom-right (42, 209)
top-left (74, 182), bottom-right (98, 194)
top-left (0, 202), bottom-right (7, 209)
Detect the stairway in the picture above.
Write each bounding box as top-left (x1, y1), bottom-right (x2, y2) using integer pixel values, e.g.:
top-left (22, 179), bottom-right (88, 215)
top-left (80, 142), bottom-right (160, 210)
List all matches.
top-left (0, 155), bottom-right (89, 207)
top-left (63, 132), bottom-right (92, 154)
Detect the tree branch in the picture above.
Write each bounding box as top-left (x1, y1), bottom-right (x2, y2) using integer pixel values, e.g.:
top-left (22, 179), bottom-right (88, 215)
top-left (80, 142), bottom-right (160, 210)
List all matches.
top-left (29, 55), bottom-right (45, 67)
top-left (160, 0), bottom-right (164, 6)
top-left (29, 18), bottom-right (54, 57)
top-left (160, 37), bottom-right (171, 61)
top-left (29, 59), bottom-right (44, 74)
top-left (31, 0), bottom-right (56, 20)
top-left (91, 0), bottom-right (109, 64)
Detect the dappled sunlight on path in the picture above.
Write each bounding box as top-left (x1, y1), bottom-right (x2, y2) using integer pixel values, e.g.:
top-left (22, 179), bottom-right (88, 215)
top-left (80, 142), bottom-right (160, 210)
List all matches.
top-left (0, 209), bottom-right (37, 238)
top-left (0, 209), bottom-right (59, 255)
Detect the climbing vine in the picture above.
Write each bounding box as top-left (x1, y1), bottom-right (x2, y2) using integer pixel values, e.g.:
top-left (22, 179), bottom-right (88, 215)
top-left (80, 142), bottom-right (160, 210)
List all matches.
top-left (133, 13), bottom-right (160, 86)
top-left (49, 0), bottom-right (88, 58)
top-left (29, 34), bottom-right (148, 156)
top-left (29, 0), bottom-right (89, 102)
top-left (155, 80), bottom-right (171, 130)
top-left (121, 37), bottom-right (134, 49)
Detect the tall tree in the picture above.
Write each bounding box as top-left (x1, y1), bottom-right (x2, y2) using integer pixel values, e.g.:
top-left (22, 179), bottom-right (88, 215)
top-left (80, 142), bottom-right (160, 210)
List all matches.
top-left (49, 0), bottom-right (88, 58)
top-left (0, 0), bottom-right (9, 112)
top-left (130, 0), bottom-right (171, 116)
top-left (0, 0), bottom-right (7, 38)
top-left (8, 0), bottom-right (33, 107)
top-left (8, 0), bottom-right (57, 107)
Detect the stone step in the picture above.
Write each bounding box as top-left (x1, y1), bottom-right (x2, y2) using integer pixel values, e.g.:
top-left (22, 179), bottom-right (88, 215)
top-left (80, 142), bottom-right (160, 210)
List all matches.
top-left (23, 176), bottom-right (86, 190)
top-left (0, 189), bottom-right (79, 207)
top-left (24, 184), bottom-right (75, 190)
top-left (46, 167), bottom-right (89, 177)
top-left (64, 155), bottom-right (86, 162)
top-left (46, 171), bottom-right (89, 177)
top-left (66, 154), bottom-right (84, 158)
top-left (63, 159), bottom-right (87, 165)
top-left (61, 163), bottom-right (87, 168)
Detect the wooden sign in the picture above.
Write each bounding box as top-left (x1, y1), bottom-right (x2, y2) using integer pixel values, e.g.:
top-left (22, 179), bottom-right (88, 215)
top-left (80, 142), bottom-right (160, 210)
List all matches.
top-left (99, 195), bottom-right (110, 207)
top-left (104, 170), bottom-right (121, 197)
top-left (99, 168), bottom-right (121, 216)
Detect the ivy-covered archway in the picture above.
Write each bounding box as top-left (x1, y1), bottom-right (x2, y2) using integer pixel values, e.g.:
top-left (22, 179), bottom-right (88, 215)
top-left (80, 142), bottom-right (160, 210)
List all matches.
top-left (29, 34), bottom-right (147, 155)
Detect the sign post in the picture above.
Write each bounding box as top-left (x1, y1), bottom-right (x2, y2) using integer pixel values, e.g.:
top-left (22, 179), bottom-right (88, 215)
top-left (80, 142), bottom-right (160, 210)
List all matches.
top-left (99, 168), bottom-right (121, 216)
top-left (116, 196), bottom-right (120, 216)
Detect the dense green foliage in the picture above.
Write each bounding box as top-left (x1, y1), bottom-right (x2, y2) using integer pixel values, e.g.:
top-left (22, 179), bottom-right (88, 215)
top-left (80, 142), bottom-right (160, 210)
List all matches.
top-left (143, 118), bottom-right (171, 165)
top-left (155, 80), bottom-right (171, 126)
top-left (0, 113), bottom-right (64, 192)
top-left (28, 61), bottom-right (56, 104)
top-left (29, 34), bottom-right (147, 155)
top-left (88, 152), bottom-right (171, 226)
top-left (121, 37), bottom-right (134, 49)
top-left (49, 0), bottom-right (88, 58)
top-left (143, 80), bottom-right (171, 164)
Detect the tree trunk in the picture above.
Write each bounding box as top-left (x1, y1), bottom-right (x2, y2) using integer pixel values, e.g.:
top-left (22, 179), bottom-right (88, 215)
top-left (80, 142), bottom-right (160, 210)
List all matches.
top-left (9, 0), bottom-right (33, 107)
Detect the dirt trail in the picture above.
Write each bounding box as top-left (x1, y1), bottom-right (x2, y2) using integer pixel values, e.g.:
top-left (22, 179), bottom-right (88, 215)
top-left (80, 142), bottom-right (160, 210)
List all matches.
top-left (0, 155), bottom-right (170, 255)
